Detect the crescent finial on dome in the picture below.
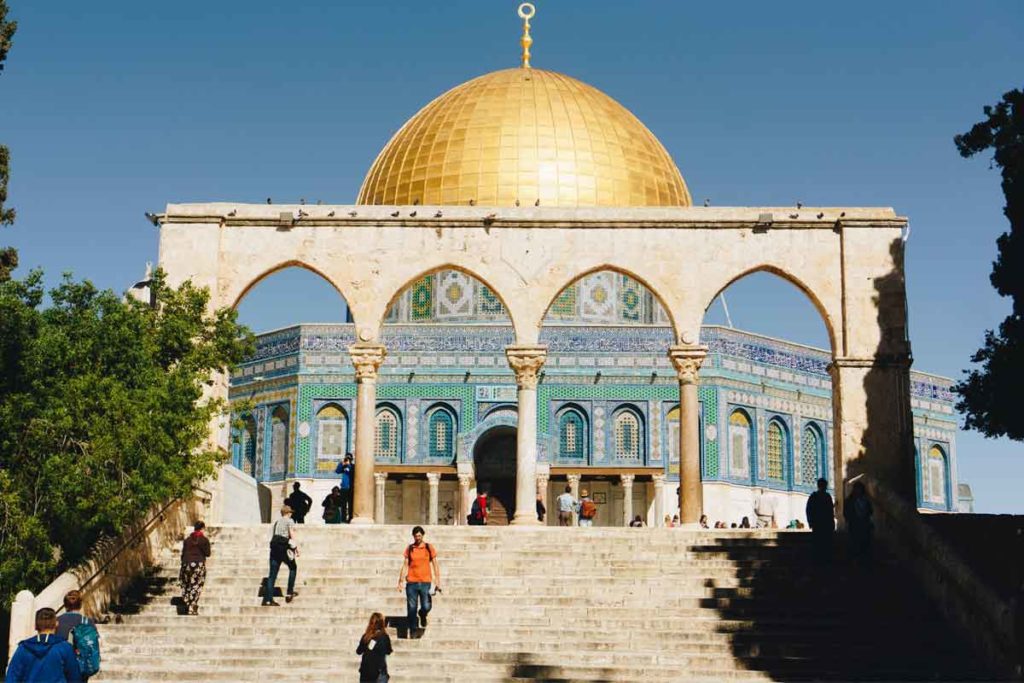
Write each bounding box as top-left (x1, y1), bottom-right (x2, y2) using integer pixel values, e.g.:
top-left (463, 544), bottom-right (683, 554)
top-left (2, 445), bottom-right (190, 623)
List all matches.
top-left (518, 3), bottom-right (535, 68)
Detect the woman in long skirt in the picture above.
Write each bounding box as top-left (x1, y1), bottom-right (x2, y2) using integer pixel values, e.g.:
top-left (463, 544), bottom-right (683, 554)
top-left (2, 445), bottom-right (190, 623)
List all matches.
top-left (179, 520), bottom-right (211, 615)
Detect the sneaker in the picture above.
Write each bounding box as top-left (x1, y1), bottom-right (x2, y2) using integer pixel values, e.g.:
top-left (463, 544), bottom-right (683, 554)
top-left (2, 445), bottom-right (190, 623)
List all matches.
top-left (286, 592), bottom-right (298, 603)
top-left (261, 601), bottom-right (280, 607)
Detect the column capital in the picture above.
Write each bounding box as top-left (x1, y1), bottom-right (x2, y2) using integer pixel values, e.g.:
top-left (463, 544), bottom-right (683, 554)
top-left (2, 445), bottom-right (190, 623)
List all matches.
top-left (349, 343), bottom-right (387, 382)
top-left (651, 473), bottom-right (666, 487)
top-left (619, 473), bottom-right (635, 486)
top-left (505, 344), bottom-right (548, 390)
top-left (566, 473), bottom-right (581, 486)
top-left (457, 473), bottom-right (472, 486)
top-left (667, 344), bottom-right (708, 385)
top-left (373, 472), bottom-right (388, 485)
top-left (426, 471), bottom-right (441, 485)
top-left (827, 353), bottom-right (913, 375)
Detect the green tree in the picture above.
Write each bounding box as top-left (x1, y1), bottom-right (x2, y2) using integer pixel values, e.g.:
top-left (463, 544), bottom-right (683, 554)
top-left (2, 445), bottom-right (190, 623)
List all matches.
top-left (954, 89), bottom-right (1024, 439)
top-left (0, 269), bottom-right (253, 608)
top-left (0, 0), bottom-right (17, 281)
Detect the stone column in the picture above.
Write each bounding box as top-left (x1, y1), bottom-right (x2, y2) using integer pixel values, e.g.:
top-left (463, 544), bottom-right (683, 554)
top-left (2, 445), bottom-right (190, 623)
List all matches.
top-left (426, 472), bottom-right (441, 526)
top-left (505, 345), bottom-right (547, 526)
top-left (567, 473), bottom-right (581, 526)
top-left (457, 473), bottom-right (472, 526)
top-left (652, 473), bottom-right (666, 527)
top-left (536, 470), bottom-right (550, 524)
top-left (373, 472), bottom-right (387, 525)
top-left (620, 474), bottom-right (635, 527)
top-left (349, 343), bottom-right (387, 525)
top-left (668, 344), bottom-right (708, 527)
top-left (829, 354), bottom-right (915, 526)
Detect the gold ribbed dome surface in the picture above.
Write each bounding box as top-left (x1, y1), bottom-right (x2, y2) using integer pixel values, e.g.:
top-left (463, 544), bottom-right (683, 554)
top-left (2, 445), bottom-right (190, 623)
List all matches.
top-left (357, 68), bottom-right (690, 207)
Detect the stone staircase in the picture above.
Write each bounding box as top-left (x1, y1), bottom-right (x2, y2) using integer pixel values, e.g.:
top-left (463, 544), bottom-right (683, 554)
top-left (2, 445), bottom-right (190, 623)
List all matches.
top-left (94, 526), bottom-right (992, 682)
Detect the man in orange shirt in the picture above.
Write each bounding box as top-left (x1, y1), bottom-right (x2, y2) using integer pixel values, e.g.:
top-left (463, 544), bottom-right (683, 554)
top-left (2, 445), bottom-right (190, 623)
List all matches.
top-left (397, 526), bottom-right (442, 638)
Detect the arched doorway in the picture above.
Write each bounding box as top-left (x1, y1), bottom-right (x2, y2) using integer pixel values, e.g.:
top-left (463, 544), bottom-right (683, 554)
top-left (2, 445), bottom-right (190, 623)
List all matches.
top-left (473, 426), bottom-right (517, 526)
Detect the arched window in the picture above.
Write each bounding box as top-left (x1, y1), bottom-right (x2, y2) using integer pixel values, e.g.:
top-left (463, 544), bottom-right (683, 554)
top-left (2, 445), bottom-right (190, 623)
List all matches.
top-left (927, 445), bottom-right (948, 506)
top-left (240, 415), bottom-right (257, 478)
top-left (613, 409), bottom-right (642, 460)
top-left (316, 404), bottom-right (348, 472)
top-left (801, 425), bottom-right (822, 485)
top-left (427, 406), bottom-right (455, 459)
top-left (558, 409), bottom-right (586, 460)
top-left (728, 410), bottom-right (752, 479)
top-left (270, 406), bottom-right (289, 477)
top-left (766, 420), bottom-right (786, 482)
top-left (375, 408), bottom-right (401, 459)
top-left (665, 406), bottom-right (680, 465)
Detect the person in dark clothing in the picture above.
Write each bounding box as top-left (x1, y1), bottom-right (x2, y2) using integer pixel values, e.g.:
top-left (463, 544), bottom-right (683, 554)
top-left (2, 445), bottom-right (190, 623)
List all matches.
top-left (335, 454), bottom-right (355, 523)
top-left (843, 480), bottom-right (874, 565)
top-left (263, 506), bottom-right (298, 606)
top-left (6, 607), bottom-right (82, 683)
top-left (536, 494), bottom-right (546, 523)
top-left (179, 520), bottom-right (212, 615)
top-left (356, 612), bottom-right (393, 682)
top-left (322, 487), bottom-right (344, 524)
top-left (806, 478), bottom-right (835, 564)
top-left (284, 482), bottom-right (313, 524)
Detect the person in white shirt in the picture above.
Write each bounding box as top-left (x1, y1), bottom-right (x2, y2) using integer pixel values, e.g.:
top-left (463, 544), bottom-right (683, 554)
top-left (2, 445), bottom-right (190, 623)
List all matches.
top-left (555, 485), bottom-right (576, 526)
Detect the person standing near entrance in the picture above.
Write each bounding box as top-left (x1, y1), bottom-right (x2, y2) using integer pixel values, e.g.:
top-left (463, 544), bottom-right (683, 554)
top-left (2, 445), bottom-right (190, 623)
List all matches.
top-left (284, 483), bottom-right (312, 524)
top-left (397, 526), bottom-right (441, 638)
top-left (806, 478), bottom-right (835, 565)
top-left (335, 454), bottom-right (355, 523)
top-left (468, 487), bottom-right (488, 525)
top-left (578, 490), bottom-right (597, 527)
top-left (555, 485), bottom-right (576, 526)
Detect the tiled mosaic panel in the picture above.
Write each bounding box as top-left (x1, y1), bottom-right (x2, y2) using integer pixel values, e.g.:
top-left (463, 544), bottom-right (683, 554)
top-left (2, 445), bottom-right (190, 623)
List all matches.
top-left (701, 386), bottom-right (719, 478)
top-left (296, 384), bottom-right (357, 474)
top-left (410, 275), bottom-right (433, 320)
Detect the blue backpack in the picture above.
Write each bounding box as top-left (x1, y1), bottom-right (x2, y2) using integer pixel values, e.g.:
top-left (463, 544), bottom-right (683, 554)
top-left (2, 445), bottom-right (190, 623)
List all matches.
top-left (71, 617), bottom-right (101, 676)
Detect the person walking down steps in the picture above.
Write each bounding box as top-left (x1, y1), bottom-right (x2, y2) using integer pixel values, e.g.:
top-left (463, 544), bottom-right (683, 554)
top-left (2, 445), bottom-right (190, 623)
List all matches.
top-left (263, 505), bottom-right (298, 606)
top-left (397, 526), bottom-right (442, 638)
top-left (356, 612), bottom-right (393, 683)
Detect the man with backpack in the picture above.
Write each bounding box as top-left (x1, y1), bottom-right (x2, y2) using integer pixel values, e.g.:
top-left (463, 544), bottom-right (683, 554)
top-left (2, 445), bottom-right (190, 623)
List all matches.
top-left (55, 590), bottom-right (99, 681)
top-left (397, 526), bottom-right (442, 639)
top-left (6, 607), bottom-right (82, 683)
top-left (578, 489), bottom-right (598, 527)
top-left (467, 487), bottom-right (488, 525)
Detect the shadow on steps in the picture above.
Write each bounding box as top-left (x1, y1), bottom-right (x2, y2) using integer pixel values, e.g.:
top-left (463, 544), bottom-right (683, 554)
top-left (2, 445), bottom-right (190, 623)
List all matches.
top-left (694, 532), bottom-right (999, 681)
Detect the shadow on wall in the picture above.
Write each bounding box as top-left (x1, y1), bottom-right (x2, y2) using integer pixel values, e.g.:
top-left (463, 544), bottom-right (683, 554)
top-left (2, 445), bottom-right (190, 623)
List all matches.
top-left (695, 532), bottom-right (993, 681)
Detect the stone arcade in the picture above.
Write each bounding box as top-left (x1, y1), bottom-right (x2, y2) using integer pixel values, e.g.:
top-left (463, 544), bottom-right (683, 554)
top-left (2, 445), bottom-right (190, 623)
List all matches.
top-left (152, 7), bottom-right (960, 530)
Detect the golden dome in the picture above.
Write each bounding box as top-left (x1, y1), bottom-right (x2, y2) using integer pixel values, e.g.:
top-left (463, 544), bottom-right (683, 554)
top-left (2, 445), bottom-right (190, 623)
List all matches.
top-left (357, 68), bottom-right (691, 208)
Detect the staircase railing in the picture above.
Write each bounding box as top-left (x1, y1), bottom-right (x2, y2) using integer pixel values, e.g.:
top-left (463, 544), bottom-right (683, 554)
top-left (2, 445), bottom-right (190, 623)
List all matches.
top-left (7, 488), bottom-right (211, 660)
top-left (859, 474), bottom-right (1021, 679)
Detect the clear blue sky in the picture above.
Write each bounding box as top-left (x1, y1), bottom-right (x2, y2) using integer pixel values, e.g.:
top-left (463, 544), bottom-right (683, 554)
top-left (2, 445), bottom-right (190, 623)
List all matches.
top-left (1, 1), bottom-right (1021, 512)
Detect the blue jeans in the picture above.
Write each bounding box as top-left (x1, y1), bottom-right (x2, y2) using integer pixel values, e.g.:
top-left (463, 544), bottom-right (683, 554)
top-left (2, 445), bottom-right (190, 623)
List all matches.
top-left (406, 582), bottom-right (431, 630)
top-left (265, 556), bottom-right (297, 601)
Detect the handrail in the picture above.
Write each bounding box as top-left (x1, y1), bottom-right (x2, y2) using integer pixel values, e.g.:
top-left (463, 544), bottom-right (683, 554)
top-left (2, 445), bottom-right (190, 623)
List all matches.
top-left (70, 486), bottom-right (211, 601)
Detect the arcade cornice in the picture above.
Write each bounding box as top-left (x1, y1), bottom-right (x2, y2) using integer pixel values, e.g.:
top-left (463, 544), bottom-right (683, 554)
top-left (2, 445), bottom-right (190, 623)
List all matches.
top-left (152, 203), bottom-right (907, 231)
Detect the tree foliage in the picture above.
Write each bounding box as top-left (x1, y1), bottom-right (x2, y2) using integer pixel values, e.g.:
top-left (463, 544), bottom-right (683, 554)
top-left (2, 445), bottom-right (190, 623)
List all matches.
top-left (0, 269), bottom-right (253, 608)
top-left (0, 0), bottom-right (17, 280)
top-left (954, 89), bottom-right (1024, 439)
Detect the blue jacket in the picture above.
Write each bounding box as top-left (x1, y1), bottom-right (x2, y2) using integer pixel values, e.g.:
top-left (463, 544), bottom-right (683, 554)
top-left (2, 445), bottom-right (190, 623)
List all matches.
top-left (335, 462), bottom-right (353, 489)
top-left (5, 634), bottom-right (82, 683)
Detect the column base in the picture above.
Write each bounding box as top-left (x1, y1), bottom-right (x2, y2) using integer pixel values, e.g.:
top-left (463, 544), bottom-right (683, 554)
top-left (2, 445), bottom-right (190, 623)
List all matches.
top-left (509, 513), bottom-right (542, 526)
top-left (349, 516), bottom-right (375, 526)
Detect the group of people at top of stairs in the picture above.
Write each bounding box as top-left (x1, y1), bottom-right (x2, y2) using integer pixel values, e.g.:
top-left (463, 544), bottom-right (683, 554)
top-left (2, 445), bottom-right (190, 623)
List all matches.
top-left (5, 591), bottom-right (100, 683)
top-left (282, 453), bottom-right (355, 525)
top-left (807, 478), bottom-right (875, 565)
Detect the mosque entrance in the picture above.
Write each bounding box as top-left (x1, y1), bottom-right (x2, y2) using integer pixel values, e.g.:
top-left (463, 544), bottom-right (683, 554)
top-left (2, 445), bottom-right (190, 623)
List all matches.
top-left (473, 426), bottom-right (517, 526)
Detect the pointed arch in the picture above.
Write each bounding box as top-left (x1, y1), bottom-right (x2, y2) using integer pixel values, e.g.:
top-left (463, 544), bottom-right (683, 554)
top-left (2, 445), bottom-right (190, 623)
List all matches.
top-left (765, 418), bottom-right (788, 483)
top-left (230, 259), bottom-right (352, 318)
top-left (700, 264), bottom-right (838, 354)
top-left (538, 264), bottom-right (678, 333)
top-left (378, 263), bottom-right (517, 330)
